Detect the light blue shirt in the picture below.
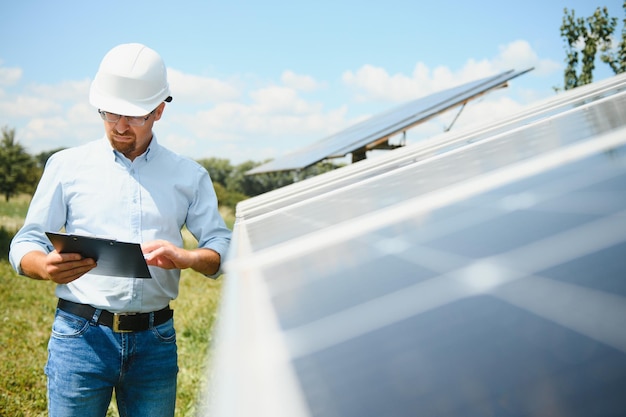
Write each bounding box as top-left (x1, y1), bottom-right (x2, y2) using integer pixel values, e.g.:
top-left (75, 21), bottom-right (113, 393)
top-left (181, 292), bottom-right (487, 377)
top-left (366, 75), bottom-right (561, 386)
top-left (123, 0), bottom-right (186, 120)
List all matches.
top-left (10, 136), bottom-right (231, 313)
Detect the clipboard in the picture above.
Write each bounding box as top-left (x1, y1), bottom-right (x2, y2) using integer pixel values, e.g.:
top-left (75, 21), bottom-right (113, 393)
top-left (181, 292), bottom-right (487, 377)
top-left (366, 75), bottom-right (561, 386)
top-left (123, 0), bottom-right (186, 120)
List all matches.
top-left (46, 232), bottom-right (152, 279)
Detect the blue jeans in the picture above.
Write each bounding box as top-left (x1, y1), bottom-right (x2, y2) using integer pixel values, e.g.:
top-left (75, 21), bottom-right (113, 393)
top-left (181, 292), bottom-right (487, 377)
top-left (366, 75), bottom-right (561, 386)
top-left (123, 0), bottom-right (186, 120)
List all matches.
top-left (45, 307), bottom-right (178, 417)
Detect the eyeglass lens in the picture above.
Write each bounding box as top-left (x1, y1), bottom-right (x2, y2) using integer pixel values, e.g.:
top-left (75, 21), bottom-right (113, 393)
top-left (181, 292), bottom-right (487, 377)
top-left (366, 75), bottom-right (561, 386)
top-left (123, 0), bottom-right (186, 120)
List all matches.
top-left (99, 111), bottom-right (151, 126)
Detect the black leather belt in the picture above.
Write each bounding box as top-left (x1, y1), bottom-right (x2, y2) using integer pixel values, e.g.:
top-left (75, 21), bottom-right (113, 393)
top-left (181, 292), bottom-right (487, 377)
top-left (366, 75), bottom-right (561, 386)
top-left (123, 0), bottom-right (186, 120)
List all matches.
top-left (57, 299), bottom-right (173, 333)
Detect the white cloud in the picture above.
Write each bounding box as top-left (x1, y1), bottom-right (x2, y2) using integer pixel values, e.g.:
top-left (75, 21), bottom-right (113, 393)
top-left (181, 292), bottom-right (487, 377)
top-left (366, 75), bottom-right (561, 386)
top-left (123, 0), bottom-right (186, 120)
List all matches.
top-left (28, 79), bottom-right (91, 102)
top-left (249, 85), bottom-right (322, 115)
top-left (181, 90), bottom-right (346, 140)
top-left (159, 132), bottom-right (198, 155)
top-left (342, 40), bottom-right (561, 103)
top-left (0, 78), bottom-right (90, 122)
top-left (21, 117), bottom-right (100, 152)
top-left (24, 117), bottom-right (70, 139)
top-left (493, 40), bottom-right (561, 76)
top-left (281, 70), bottom-right (324, 92)
top-left (17, 117), bottom-right (73, 152)
top-left (494, 40), bottom-right (538, 70)
top-left (167, 68), bottom-right (240, 104)
top-left (0, 95), bottom-right (63, 119)
top-left (8, 98), bottom-right (101, 152)
top-left (0, 64), bottom-right (22, 86)
top-left (160, 82), bottom-right (351, 162)
top-left (66, 102), bottom-right (100, 124)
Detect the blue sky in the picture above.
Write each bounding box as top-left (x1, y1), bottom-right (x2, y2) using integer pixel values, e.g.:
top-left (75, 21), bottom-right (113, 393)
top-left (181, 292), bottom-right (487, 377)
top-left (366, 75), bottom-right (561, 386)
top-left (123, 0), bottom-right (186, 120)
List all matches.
top-left (1, 0), bottom-right (624, 165)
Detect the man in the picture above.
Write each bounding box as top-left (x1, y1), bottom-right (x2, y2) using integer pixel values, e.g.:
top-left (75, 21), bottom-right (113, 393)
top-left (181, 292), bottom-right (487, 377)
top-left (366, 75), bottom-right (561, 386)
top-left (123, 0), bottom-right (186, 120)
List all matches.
top-left (9, 43), bottom-right (231, 417)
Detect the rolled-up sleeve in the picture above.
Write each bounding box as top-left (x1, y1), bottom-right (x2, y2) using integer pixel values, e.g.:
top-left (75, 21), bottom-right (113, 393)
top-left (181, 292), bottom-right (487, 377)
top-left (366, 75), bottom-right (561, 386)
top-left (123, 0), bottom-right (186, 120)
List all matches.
top-left (185, 171), bottom-right (232, 277)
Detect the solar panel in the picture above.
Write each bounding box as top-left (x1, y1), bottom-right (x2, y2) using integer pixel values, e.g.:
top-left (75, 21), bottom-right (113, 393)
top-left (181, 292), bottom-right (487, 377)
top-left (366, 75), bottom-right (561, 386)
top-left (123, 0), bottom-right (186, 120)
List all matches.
top-left (246, 68), bottom-right (533, 175)
top-left (238, 71), bottom-right (626, 219)
top-left (201, 73), bottom-right (626, 417)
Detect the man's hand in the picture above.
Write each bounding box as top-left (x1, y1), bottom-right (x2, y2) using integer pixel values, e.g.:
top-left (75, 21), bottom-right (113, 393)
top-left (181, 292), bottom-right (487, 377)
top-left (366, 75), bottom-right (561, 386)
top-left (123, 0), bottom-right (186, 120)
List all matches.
top-left (20, 250), bottom-right (96, 283)
top-left (142, 240), bottom-right (221, 276)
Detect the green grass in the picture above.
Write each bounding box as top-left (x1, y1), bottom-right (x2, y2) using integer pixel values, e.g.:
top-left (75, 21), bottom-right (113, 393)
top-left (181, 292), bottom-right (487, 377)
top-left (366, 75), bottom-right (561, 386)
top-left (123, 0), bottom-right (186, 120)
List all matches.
top-left (0, 261), bottom-right (53, 416)
top-left (0, 193), bottom-right (32, 233)
top-left (0, 195), bottom-right (235, 416)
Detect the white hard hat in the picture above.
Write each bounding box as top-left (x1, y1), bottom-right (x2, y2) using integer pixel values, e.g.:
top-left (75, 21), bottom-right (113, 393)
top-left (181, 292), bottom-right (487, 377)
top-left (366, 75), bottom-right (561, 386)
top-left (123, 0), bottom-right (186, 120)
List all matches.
top-left (89, 43), bottom-right (172, 116)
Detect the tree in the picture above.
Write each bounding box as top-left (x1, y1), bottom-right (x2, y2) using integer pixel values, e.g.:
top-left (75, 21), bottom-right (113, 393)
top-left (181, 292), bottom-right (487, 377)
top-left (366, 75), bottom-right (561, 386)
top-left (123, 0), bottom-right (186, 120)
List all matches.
top-left (601, 1), bottom-right (626, 74)
top-left (560, 3), bottom-right (625, 90)
top-left (0, 127), bottom-right (38, 201)
top-left (300, 160), bottom-right (345, 180)
top-left (197, 157), bottom-right (234, 188)
top-left (226, 160), bottom-right (297, 197)
top-left (224, 159), bottom-right (344, 197)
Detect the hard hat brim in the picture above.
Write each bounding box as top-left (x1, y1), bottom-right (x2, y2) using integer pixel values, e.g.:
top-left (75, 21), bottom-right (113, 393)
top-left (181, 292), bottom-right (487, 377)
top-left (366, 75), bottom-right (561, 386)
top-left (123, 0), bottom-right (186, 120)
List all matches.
top-left (89, 82), bottom-right (171, 116)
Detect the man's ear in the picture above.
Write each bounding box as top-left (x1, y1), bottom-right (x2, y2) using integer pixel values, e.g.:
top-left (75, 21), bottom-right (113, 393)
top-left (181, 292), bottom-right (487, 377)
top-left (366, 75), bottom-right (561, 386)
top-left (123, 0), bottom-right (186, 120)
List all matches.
top-left (154, 102), bottom-right (166, 121)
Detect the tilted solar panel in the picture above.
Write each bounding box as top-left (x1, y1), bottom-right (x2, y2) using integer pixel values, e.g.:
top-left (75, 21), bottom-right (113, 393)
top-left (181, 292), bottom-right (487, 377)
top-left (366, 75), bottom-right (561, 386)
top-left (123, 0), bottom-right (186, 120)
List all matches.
top-left (237, 89), bottom-right (626, 253)
top-left (246, 68), bottom-right (532, 175)
top-left (202, 74), bottom-right (626, 417)
top-left (239, 72), bottom-right (626, 219)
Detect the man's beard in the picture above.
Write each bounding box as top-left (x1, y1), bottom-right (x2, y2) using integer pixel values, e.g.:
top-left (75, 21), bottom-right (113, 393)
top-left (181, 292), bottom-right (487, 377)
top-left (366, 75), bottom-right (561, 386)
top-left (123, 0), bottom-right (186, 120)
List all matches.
top-left (108, 130), bottom-right (136, 157)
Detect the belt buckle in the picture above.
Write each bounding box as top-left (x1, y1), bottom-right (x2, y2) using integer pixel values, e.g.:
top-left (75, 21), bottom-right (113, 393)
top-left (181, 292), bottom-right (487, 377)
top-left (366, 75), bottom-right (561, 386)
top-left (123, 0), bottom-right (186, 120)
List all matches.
top-left (112, 313), bottom-right (136, 333)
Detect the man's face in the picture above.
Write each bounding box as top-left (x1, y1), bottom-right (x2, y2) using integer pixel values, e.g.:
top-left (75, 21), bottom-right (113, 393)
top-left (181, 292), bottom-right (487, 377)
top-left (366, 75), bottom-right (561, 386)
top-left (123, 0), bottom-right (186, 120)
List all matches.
top-left (102, 103), bottom-right (164, 160)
